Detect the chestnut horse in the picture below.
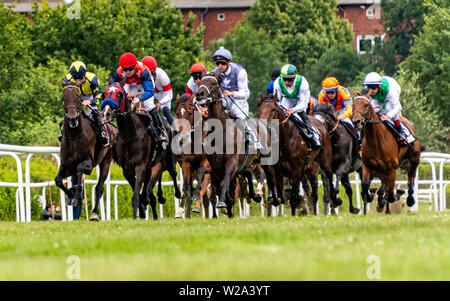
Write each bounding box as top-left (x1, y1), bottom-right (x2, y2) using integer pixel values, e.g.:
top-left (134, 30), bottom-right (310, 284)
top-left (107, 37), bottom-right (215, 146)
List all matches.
top-left (352, 95), bottom-right (421, 214)
top-left (257, 94), bottom-right (334, 216)
top-left (173, 93), bottom-right (215, 218)
top-left (312, 102), bottom-right (362, 214)
top-left (55, 82), bottom-right (118, 221)
top-left (195, 73), bottom-right (264, 218)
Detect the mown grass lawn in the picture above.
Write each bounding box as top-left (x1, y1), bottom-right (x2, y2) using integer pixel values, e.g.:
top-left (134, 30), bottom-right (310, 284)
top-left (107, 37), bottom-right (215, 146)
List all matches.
top-left (0, 210), bottom-right (449, 281)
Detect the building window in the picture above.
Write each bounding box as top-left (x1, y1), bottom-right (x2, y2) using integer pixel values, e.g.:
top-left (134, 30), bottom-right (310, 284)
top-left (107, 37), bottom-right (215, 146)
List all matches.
top-left (218, 13), bottom-right (225, 21)
top-left (357, 34), bottom-right (384, 54)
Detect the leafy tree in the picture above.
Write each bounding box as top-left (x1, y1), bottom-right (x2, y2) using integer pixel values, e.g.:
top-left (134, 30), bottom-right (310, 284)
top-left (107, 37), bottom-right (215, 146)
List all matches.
top-left (208, 23), bottom-right (283, 114)
top-left (305, 45), bottom-right (374, 96)
top-left (371, 0), bottom-right (427, 75)
top-left (400, 0), bottom-right (450, 143)
top-left (28, 0), bottom-right (204, 100)
top-left (243, 0), bottom-right (353, 69)
top-left (0, 4), bottom-right (32, 93)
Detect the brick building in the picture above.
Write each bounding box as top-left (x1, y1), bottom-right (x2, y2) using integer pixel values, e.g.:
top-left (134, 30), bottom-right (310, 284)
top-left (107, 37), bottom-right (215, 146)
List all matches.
top-left (172, 0), bottom-right (384, 53)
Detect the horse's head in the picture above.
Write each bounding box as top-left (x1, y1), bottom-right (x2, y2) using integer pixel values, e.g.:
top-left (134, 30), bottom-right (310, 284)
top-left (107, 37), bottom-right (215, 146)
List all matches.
top-left (311, 102), bottom-right (338, 130)
top-left (62, 82), bottom-right (82, 128)
top-left (176, 93), bottom-right (196, 124)
top-left (101, 82), bottom-right (127, 122)
top-left (195, 72), bottom-right (222, 108)
top-left (352, 94), bottom-right (374, 131)
top-left (257, 93), bottom-right (284, 122)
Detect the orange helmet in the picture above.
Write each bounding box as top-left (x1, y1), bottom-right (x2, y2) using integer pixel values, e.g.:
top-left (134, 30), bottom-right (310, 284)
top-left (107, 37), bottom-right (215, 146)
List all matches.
top-left (190, 62), bottom-right (206, 74)
top-left (322, 77), bottom-right (339, 92)
top-left (119, 52), bottom-right (137, 68)
top-left (141, 56), bottom-right (157, 72)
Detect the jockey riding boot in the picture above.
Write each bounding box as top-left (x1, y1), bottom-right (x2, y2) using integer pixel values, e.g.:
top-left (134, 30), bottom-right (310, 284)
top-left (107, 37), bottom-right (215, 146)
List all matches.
top-left (243, 119), bottom-right (262, 150)
top-left (394, 124), bottom-right (406, 145)
top-left (299, 111), bottom-right (321, 149)
top-left (149, 108), bottom-right (168, 145)
top-left (93, 111), bottom-right (109, 147)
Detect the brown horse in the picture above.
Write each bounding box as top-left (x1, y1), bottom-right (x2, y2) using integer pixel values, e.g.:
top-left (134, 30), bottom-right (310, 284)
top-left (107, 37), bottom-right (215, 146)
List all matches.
top-left (173, 93), bottom-right (215, 218)
top-left (55, 83), bottom-right (118, 221)
top-left (102, 84), bottom-right (180, 219)
top-left (257, 94), bottom-right (334, 215)
top-left (195, 73), bottom-right (264, 218)
top-left (352, 94), bottom-right (421, 214)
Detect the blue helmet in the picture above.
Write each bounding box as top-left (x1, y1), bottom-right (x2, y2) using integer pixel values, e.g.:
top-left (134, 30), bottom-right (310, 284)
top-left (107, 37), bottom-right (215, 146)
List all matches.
top-left (212, 47), bottom-right (232, 62)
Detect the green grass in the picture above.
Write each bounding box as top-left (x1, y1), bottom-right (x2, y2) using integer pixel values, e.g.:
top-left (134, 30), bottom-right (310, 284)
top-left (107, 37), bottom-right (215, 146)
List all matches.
top-left (0, 210), bottom-right (449, 281)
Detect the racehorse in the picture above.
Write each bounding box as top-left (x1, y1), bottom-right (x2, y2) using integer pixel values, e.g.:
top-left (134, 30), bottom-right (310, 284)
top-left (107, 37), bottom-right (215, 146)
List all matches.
top-left (55, 82), bottom-right (118, 221)
top-left (257, 94), bottom-right (334, 216)
top-left (352, 93), bottom-right (421, 214)
top-left (173, 93), bottom-right (215, 218)
top-left (195, 73), bottom-right (264, 218)
top-left (102, 82), bottom-right (180, 219)
top-left (312, 102), bottom-right (362, 214)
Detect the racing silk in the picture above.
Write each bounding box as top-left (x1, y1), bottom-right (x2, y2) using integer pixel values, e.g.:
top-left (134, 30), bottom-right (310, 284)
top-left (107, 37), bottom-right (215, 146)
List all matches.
top-left (273, 75), bottom-right (310, 113)
top-left (266, 80), bottom-right (275, 96)
top-left (369, 76), bottom-right (402, 120)
top-left (318, 85), bottom-right (353, 119)
top-left (113, 61), bottom-right (155, 102)
top-left (63, 72), bottom-right (102, 105)
top-left (153, 67), bottom-right (172, 106)
top-left (185, 76), bottom-right (198, 97)
top-left (212, 62), bottom-right (250, 100)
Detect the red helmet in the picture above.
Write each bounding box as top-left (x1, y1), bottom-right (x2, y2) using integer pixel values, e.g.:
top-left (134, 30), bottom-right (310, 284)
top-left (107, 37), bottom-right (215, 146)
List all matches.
top-left (190, 62), bottom-right (206, 74)
top-left (119, 52), bottom-right (137, 68)
top-left (142, 56), bottom-right (157, 71)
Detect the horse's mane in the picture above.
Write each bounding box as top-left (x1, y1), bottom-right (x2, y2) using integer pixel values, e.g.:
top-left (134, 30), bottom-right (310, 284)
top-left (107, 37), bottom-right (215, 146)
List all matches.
top-left (205, 71), bottom-right (222, 86)
top-left (178, 93), bottom-right (189, 103)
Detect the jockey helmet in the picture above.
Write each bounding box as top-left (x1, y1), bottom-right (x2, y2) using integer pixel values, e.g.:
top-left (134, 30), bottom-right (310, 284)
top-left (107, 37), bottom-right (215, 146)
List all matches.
top-left (190, 62), bottom-right (206, 74)
top-left (364, 72), bottom-right (382, 86)
top-left (142, 56), bottom-right (157, 72)
top-left (322, 77), bottom-right (339, 92)
top-left (271, 68), bottom-right (281, 80)
top-left (69, 61), bottom-right (87, 78)
top-left (119, 52), bottom-right (137, 68)
top-left (212, 47), bottom-right (232, 62)
top-left (280, 64), bottom-right (297, 79)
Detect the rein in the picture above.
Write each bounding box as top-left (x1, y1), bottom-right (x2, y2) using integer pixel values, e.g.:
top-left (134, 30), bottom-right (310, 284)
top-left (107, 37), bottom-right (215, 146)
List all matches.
top-left (354, 96), bottom-right (383, 125)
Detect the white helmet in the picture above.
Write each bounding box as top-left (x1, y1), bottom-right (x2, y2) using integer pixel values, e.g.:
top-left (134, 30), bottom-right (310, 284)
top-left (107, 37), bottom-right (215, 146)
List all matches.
top-left (364, 72), bottom-right (382, 85)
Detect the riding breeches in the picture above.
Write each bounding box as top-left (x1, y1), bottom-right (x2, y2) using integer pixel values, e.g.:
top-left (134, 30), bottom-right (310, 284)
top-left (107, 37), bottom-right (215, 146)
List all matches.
top-left (222, 96), bottom-right (249, 119)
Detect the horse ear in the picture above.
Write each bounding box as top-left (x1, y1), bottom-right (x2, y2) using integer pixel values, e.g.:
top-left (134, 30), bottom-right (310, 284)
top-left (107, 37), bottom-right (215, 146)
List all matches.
top-left (119, 77), bottom-right (126, 88)
top-left (256, 93), bottom-right (264, 107)
top-left (188, 93), bottom-right (194, 103)
top-left (272, 93), bottom-right (278, 102)
top-left (176, 94), bottom-right (181, 104)
top-left (353, 90), bottom-right (360, 97)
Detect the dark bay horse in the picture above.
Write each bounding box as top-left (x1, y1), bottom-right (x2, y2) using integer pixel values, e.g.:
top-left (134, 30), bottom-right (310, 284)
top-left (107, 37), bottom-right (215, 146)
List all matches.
top-left (257, 94), bottom-right (333, 216)
top-left (195, 73), bottom-right (264, 218)
top-left (102, 84), bottom-right (180, 219)
top-left (352, 95), bottom-right (421, 214)
top-left (173, 93), bottom-right (215, 218)
top-left (55, 83), bottom-right (118, 221)
top-left (312, 102), bottom-right (362, 214)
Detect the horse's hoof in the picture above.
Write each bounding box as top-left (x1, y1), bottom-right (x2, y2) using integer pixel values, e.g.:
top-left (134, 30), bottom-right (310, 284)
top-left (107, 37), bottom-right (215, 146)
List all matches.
top-left (175, 207), bottom-right (184, 219)
top-left (350, 207), bottom-right (360, 215)
top-left (192, 201), bottom-right (201, 213)
top-left (406, 196), bottom-right (415, 207)
top-left (331, 207), bottom-right (338, 215)
top-left (334, 197), bottom-right (343, 207)
top-left (89, 213), bottom-right (99, 221)
top-left (216, 201), bottom-right (227, 208)
top-left (376, 204), bottom-right (385, 213)
top-left (253, 194), bottom-right (263, 203)
top-left (158, 196), bottom-right (166, 205)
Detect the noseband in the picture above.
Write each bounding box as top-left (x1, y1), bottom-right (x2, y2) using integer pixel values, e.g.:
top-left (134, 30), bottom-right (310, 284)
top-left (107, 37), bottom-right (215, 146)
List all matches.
top-left (62, 85), bottom-right (83, 122)
top-left (196, 76), bottom-right (221, 106)
top-left (353, 96), bottom-right (383, 127)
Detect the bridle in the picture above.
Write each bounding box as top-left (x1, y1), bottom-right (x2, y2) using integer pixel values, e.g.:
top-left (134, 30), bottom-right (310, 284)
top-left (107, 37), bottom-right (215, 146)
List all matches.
top-left (196, 76), bottom-right (222, 106)
top-left (62, 84), bottom-right (84, 128)
top-left (353, 96), bottom-right (383, 127)
top-left (177, 101), bottom-right (205, 136)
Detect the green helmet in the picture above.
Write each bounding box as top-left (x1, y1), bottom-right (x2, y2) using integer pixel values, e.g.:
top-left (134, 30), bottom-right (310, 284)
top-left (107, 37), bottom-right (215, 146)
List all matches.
top-left (280, 64), bottom-right (297, 79)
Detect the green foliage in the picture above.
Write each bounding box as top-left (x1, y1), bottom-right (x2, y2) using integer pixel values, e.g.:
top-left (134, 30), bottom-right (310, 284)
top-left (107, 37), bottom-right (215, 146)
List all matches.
top-left (244, 0), bottom-right (353, 69)
top-left (208, 23), bottom-right (283, 114)
top-left (29, 0), bottom-right (204, 101)
top-left (0, 4), bottom-right (32, 93)
top-left (399, 0), bottom-right (450, 149)
top-left (371, 0), bottom-right (427, 75)
top-left (305, 45), bottom-right (375, 96)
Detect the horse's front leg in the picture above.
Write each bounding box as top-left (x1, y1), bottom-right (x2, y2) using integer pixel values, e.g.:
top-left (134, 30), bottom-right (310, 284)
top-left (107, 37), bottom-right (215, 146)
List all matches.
top-left (342, 173), bottom-right (360, 214)
top-left (132, 163), bottom-right (146, 219)
top-left (74, 160), bottom-right (92, 207)
top-left (55, 164), bottom-right (75, 201)
top-left (176, 160), bottom-right (191, 218)
top-left (217, 158), bottom-right (239, 208)
top-left (89, 158), bottom-right (111, 221)
top-left (147, 162), bottom-right (164, 220)
top-left (361, 163), bottom-right (372, 215)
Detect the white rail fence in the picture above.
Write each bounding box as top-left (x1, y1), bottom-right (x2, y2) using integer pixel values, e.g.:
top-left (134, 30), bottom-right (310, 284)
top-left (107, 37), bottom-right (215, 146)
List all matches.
top-left (0, 143), bottom-right (449, 222)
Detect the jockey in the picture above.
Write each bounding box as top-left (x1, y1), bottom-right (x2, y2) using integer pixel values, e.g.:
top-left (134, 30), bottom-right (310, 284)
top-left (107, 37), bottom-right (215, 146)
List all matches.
top-left (318, 76), bottom-right (361, 155)
top-left (186, 62), bottom-right (208, 112)
top-left (273, 64), bottom-right (321, 149)
top-left (211, 47), bottom-right (262, 149)
top-left (62, 61), bottom-right (109, 146)
top-left (266, 68), bottom-right (281, 96)
top-left (142, 56), bottom-right (174, 126)
top-left (363, 72), bottom-right (405, 143)
top-left (113, 52), bottom-right (167, 144)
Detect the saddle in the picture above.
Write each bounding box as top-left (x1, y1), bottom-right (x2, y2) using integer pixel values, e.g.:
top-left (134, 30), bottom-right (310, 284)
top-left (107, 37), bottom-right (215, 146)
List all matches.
top-left (383, 120), bottom-right (417, 147)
